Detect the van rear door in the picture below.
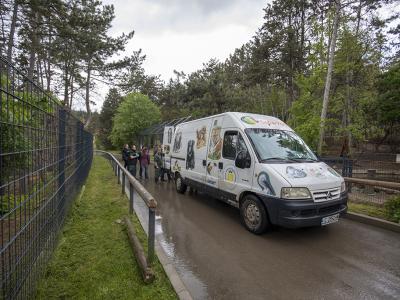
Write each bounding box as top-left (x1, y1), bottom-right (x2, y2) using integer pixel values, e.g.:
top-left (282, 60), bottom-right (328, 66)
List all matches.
top-left (205, 116), bottom-right (224, 188)
top-left (184, 118), bottom-right (212, 183)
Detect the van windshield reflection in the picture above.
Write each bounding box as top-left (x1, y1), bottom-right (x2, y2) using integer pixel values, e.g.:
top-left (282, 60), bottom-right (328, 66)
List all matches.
top-left (245, 128), bottom-right (318, 163)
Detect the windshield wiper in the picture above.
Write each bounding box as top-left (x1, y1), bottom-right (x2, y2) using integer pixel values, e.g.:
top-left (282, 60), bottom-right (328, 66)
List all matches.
top-left (290, 157), bottom-right (319, 162)
top-left (261, 157), bottom-right (298, 163)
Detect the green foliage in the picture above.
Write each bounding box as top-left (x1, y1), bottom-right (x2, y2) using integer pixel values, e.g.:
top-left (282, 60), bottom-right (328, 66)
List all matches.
top-left (347, 202), bottom-right (387, 221)
top-left (156, 0), bottom-right (399, 155)
top-left (384, 196), bottom-right (400, 223)
top-left (376, 62), bottom-right (400, 127)
top-left (0, 80), bottom-right (57, 183)
top-left (110, 93), bottom-right (161, 147)
top-left (98, 88), bottom-right (123, 149)
top-left (289, 70), bottom-right (324, 149)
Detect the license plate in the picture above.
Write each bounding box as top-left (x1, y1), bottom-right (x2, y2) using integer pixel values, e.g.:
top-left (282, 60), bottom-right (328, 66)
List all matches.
top-left (321, 213), bottom-right (340, 226)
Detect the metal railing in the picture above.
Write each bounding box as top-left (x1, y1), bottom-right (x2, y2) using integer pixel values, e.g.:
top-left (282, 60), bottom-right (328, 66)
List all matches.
top-left (94, 150), bottom-right (157, 265)
top-left (0, 56), bottom-right (93, 299)
top-left (344, 177), bottom-right (400, 207)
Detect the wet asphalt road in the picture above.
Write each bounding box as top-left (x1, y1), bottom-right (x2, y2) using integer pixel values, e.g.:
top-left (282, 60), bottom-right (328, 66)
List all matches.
top-left (135, 171), bottom-right (400, 300)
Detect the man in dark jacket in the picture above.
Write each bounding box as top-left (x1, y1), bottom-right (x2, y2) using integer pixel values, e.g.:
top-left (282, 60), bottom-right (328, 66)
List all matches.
top-left (122, 144), bottom-right (130, 168)
top-left (126, 144), bottom-right (139, 178)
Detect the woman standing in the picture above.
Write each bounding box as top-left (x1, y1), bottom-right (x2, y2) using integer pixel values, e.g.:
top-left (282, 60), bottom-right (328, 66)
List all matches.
top-left (140, 146), bottom-right (150, 179)
top-left (122, 144), bottom-right (129, 168)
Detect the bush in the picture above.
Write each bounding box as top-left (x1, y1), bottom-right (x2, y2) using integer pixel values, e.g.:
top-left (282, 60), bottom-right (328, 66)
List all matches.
top-left (110, 93), bottom-right (161, 147)
top-left (384, 196), bottom-right (400, 223)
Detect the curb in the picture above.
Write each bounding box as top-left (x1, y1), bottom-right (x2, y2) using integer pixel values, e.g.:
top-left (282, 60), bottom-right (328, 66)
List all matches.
top-left (155, 242), bottom-right (193, 300)
top-left (344, 212), bottom-right (400, 233)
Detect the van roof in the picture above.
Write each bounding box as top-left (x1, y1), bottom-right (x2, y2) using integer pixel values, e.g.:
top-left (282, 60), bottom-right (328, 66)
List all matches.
top-left (177, 112), bottom-right (294, 132)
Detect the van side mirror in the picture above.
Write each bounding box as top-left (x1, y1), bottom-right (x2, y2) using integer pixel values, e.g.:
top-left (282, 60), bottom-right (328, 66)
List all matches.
top-left (235, 150), bottom-right (251, 169)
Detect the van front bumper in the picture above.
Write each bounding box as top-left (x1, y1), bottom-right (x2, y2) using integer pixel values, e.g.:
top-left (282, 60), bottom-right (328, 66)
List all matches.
top-left (258, 194), bottom-right (348, 228)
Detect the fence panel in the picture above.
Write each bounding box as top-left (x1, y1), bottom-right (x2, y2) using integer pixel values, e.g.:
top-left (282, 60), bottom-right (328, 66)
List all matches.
top-left (0, 56), bottom-right (93, 299)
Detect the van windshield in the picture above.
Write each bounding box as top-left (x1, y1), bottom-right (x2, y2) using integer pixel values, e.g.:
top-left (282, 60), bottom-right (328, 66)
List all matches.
top-left (245, 128), bottom-right (318, 163)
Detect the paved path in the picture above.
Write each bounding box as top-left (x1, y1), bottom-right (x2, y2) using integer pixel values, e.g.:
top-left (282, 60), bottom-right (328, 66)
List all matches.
top-left (135, 170), bottom-right (400, 300)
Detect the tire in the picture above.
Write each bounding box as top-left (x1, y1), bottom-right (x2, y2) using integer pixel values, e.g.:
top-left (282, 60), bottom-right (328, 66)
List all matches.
top-left (175, 174), bottom-right (187, 194)
top-left (240, 194), bottom-right (270, 234)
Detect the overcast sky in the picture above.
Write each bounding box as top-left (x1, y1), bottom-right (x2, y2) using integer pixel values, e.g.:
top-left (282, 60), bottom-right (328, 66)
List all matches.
top-left (91, 0), bottom-right (267, 110)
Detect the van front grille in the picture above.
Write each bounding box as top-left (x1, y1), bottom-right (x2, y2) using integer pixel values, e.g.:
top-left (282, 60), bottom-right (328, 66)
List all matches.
top-left (312, 188), bottom-right (340, 202)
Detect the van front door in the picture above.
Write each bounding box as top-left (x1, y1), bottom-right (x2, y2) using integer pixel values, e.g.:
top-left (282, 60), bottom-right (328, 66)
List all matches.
top-left (219, 130), bottom-right (253, 202)
top-left (205, 116), bottom-right (224, 189)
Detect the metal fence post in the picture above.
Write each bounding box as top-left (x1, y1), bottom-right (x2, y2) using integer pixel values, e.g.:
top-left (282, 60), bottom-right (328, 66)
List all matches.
top-left (117, 166), bottom-right (120, 184)
top-left (129, 183), bottom-right (134, 214)
top-left (58, 107), bottom-right (66, 227)
top-left (122, 172), bottom-right (125, 194)
top-left (342, 156), bottom-right (347, 177)
top-left (148, 208), bottom-right (155, 265)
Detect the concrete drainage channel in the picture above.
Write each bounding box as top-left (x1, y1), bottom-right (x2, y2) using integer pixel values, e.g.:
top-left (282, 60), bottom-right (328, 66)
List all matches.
top-left (95, 150), bottom-right (193, 300)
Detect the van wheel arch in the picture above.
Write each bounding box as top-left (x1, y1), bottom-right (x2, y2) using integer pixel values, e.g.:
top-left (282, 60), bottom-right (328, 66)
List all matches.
top-left (175, 172), bottom-right (187, 194)
top-left (239, 192), bottom-right (272, 224)
top-left (239, 192), bottom-right (272, 234)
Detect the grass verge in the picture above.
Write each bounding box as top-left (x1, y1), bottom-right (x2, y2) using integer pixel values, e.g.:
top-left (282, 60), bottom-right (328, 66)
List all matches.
top-left (347, 202), bottom-right (387, 220)
top-left (35, 156), bottom-right (177, 299)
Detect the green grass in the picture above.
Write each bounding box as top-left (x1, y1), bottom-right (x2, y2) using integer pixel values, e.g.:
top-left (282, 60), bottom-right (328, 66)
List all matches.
top-left (35, 156), bottom-right (177, 300)
top-left (348, 202), bottom-right (387, 220)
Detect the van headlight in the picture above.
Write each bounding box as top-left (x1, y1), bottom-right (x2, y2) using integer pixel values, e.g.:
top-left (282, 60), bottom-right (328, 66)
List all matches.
top-left (281, 187), bottom-right (312, 200)
top-left (341, 181), bottom-right (346, 193)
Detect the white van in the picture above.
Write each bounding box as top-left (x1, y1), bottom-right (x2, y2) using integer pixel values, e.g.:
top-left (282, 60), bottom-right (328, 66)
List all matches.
top-left (167, 112), bottom-right (347, 234)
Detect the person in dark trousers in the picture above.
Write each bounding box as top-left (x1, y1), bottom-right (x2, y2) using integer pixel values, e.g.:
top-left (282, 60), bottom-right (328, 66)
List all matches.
top-left (126, 144), bottom-right (139, 177)
top-left (139, 145), bottom-right (143, 179)
top-left (160, 145), bottom-right (171, 182)
top-left (154, 146), bottom-right (163, 183)
top-left (140, 146), bottom-right (150, 179)
top-left (122, 144), bottom-right (129, 168)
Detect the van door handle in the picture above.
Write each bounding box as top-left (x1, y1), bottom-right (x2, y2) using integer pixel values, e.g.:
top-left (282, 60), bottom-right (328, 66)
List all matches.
top-left (202, 160), bottom-right (206, 166)
top-left (218, 162), bottom-right (223, 170)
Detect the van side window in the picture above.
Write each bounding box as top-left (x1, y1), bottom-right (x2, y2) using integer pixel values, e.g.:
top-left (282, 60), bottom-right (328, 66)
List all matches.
top-left (222, 131), bottom-right (238, 160)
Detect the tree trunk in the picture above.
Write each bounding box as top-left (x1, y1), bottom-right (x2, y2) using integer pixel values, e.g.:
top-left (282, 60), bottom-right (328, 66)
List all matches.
top-left (28, 12), bottom-right (39, 81)
top-left (69, 73), bottom-right (74, 108)
top-left (318, 0), bottom-right (340, 154)
top-left (6, 1), bottom-right (18, 63)
top-left (44, 58), bottom-right (51, 91)
top-left (84, 61), bottom-right (92, 128)
top-left (63, 64), bottom-right (69, 106)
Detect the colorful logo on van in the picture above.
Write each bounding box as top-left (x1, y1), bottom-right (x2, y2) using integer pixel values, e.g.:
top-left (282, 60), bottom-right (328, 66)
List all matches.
top-left (286, 166), bottom-right (307, 178)
top-left (208, 126), bottom-right (222, 160)
top-left (224, 167), bottom-right (236, 183)
top-left (173, 131), bottom-right (182, 153)
top-left (196, 126), bottom-right (207, 149)
top-left (172, 161), bottom-right (181, 172)
top-left (257, 172), bottom-right (275, 195)
top-left (241, 116), bottom-right (258, 125)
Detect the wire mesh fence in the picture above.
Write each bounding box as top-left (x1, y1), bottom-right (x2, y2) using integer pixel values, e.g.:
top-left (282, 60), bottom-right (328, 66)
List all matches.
top-left (321, 156), bottom-right (400, 209)
top-left (0, 56), bottom-right (93, 299)
top-left (321, 156), bottom-right (400, 183)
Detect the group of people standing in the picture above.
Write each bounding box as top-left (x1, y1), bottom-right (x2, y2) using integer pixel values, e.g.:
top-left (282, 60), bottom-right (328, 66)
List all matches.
top-left (122, 144), bottom-right (171, 183)
top-left (122, 144), bottom-right (150, 179)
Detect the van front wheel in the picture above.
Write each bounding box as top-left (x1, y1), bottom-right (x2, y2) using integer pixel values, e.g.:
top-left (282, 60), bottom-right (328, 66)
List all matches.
top-left (175, 174), bottom-right (187, 194)
top-left (240, 195), bottom-right (269, 234)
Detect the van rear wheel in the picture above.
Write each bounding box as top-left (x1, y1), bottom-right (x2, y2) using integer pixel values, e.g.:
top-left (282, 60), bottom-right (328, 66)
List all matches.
top-left (240, 194), bottom-right (270, 234)
top-left (175, 174), bottom-right (187, 194)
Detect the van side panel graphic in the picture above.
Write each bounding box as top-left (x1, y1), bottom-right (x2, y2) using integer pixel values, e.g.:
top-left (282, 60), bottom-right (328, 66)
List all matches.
top-left (186, 140), bottom-right (195, 170)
